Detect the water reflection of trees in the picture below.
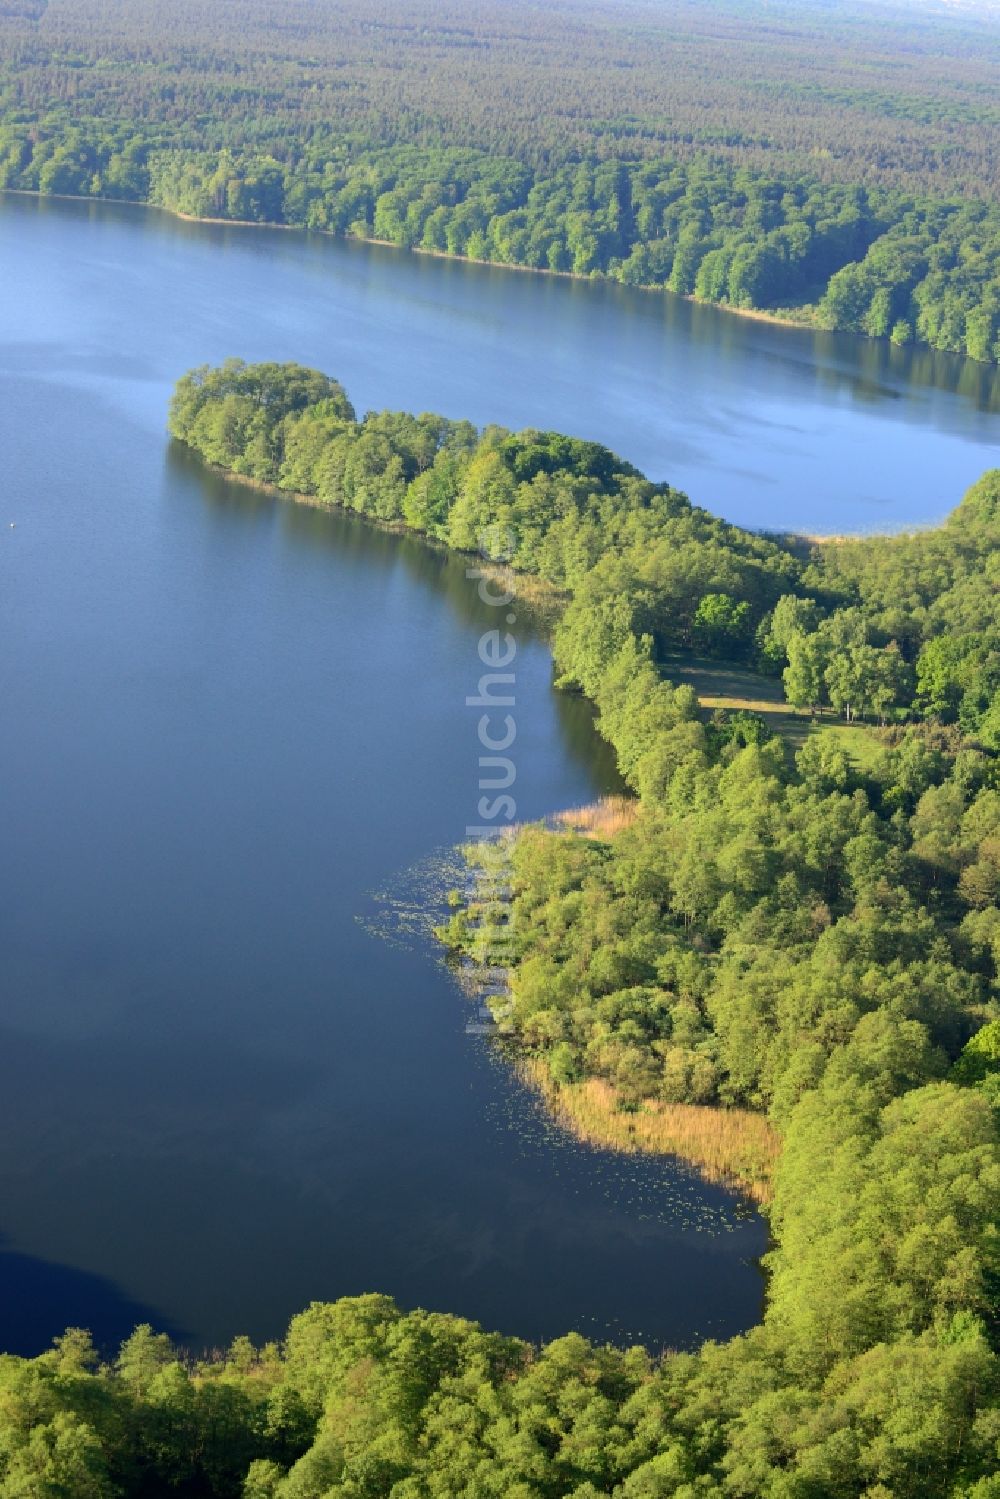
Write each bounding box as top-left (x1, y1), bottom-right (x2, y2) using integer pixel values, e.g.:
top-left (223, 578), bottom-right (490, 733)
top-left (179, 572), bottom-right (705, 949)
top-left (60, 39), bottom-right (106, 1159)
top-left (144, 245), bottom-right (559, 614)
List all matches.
top-left (167, 440), bottom-right (624, 794)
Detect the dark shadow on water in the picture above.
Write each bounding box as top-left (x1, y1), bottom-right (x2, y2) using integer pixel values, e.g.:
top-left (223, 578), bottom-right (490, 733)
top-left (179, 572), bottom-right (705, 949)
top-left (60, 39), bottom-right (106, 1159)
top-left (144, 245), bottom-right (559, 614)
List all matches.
top-left (0, 1236), bottom-right (185, 1357)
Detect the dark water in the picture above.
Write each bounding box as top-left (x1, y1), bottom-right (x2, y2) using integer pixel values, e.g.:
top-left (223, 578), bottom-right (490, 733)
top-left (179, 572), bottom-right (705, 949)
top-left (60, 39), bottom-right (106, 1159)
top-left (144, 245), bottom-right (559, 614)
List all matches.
top-left (0, 194), bottom-right (771, 1356)
top-left (2, 194), bottom-right (998, 534)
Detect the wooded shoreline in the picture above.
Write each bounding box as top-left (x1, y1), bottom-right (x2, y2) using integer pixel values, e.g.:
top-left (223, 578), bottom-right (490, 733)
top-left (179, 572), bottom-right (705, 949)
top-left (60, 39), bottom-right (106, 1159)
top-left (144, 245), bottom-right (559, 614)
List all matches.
top-left (0, 188), bottom-right (900, 352)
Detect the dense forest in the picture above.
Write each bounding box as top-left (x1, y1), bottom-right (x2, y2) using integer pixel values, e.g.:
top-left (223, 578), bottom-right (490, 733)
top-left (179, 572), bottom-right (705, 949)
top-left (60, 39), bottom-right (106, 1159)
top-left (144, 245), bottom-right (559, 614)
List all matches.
top-left (4, 0), bottom-right (1000, 1481)
top-left (5, 357), bottom-right (986, 1495)
top-left (1, 0), bottom-right (1000, 361)
top-left (167, 360), bottom-right (1000, 741)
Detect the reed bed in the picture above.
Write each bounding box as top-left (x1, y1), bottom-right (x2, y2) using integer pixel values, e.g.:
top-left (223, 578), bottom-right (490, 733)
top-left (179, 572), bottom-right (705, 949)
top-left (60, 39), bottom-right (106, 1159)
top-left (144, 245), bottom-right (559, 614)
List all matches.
top-left (525, 1062), bottom-right (779, 1204)
top-left (553, 796), bottom-right (640, 840)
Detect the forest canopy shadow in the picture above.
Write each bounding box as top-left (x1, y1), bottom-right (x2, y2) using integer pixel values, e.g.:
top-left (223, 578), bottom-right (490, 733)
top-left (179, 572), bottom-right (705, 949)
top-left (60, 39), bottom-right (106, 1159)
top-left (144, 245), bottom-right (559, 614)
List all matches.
top-left (0, 1235), bottom-right (185, 1358)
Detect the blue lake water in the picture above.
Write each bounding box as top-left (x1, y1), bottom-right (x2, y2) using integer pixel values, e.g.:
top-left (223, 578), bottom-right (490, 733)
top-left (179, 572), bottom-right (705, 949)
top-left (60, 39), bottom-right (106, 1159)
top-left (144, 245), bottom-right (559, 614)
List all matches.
top-left (0, 193), bottom-right (777, 1355)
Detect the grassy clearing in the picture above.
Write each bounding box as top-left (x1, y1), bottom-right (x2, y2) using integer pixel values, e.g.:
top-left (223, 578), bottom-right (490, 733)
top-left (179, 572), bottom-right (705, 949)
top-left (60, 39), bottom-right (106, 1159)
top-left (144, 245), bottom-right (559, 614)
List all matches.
top-left (664, 653), bottom-right (814, 749)
top-left (664, 654), bottom-right (891, 766)
top-left (812, 721), bottom-right (886, 773)
top-left (524, 1061), bottom-right (779, 1204)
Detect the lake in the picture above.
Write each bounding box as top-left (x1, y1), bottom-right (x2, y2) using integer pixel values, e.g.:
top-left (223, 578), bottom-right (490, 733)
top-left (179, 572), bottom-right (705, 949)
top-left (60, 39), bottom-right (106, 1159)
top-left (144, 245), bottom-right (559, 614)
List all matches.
top-left (1, 190), bottom-right (996, 1357)
top-left (3, 194), bottom-right (998, 534)
top-left (0, 192), bottom-right (778, 1357)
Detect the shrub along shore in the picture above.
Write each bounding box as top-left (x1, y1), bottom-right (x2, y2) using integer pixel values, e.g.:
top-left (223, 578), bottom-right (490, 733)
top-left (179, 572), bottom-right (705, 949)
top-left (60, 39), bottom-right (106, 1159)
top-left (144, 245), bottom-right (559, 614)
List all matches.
top-left (2, 360), bottom-right (995, 1497)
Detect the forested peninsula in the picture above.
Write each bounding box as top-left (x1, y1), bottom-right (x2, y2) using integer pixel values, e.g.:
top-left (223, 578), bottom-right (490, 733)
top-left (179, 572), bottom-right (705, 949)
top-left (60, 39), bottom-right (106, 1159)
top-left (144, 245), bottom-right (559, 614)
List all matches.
top-left (3, 0), bottom-right (1000, 364)
top-left (1, 356), bottom-right (985, 1497)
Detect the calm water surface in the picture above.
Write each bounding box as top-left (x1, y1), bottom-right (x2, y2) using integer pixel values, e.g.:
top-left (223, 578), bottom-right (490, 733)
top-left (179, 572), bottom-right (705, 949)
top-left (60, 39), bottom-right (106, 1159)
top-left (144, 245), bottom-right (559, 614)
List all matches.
top-left (2, 194), bottom-right (998, 531)
top-left (3, 191), bottom-right (996, 1355)
top-left (0, 195), bottom-right (776, 1355)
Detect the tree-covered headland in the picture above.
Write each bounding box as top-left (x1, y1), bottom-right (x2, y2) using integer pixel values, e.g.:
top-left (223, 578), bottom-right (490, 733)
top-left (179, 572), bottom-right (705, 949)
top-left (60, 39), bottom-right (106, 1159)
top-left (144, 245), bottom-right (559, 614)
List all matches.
top-left (0, 358), bottom-right (983, 1496)
top-left (2, 0), bottom-right (1000, 363)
